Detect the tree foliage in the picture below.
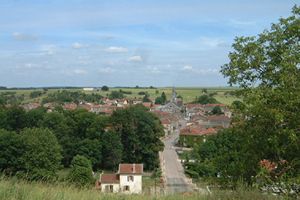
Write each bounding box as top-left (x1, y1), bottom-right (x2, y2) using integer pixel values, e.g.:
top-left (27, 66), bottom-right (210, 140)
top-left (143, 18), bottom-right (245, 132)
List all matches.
top-left (193, 94), bottom-right (219, 104)
top-left (111, 105), bottom-right (164, 170)
top-left (68, 155), bottom-right (93, 187)
top-left (19, 128), bottom-right (62, 181)
top-left (190, 6), bottom-right (300, 187)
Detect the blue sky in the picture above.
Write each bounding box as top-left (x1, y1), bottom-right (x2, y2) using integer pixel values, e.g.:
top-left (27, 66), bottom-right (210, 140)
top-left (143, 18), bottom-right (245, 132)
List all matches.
top-left (0, 0), bottom-right (297, 87)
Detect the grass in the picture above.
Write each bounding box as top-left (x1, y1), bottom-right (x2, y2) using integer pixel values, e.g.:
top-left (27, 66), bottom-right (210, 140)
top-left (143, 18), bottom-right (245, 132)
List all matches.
top-left (0, 87), bottom-right (239, 105)
top-left (0, 177), bottom-right (289, 200)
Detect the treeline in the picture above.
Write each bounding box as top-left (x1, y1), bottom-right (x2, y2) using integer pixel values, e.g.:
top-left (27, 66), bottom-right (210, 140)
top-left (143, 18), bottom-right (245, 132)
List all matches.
top-left (42, 90), bottom-right (103, 104)
top-left (0, 105), bottom-right (164, 181)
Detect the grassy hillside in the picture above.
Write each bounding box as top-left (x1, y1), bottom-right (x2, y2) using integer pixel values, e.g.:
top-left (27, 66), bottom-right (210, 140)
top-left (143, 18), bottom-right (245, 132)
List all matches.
top-left (0, 178), bottom-right (286, 200)
top-left (0, 87), bottom-right (239, 105)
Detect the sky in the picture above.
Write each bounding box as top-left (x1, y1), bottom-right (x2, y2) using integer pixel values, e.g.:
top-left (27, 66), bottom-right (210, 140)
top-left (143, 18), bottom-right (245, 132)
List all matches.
top-left (0, 0), bottom-right (298, 87)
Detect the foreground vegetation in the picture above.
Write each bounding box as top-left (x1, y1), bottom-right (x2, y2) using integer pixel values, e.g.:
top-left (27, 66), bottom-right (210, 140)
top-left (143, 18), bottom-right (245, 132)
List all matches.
top-left (184, 5), bottom-right (300, 197)
top-left (0, 178), bottom-right (287, 200)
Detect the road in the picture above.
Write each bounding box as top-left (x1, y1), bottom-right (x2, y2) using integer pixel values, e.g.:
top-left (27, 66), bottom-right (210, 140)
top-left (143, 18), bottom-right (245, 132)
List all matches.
top-left (161, 119), bottom-right (194, 194)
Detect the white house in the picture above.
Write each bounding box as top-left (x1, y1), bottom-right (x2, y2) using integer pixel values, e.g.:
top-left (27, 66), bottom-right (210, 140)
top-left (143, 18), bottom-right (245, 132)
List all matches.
top-left (83, 87), bottom-right (94, 91)
top-left (97, 163), bottom-right (143, 194)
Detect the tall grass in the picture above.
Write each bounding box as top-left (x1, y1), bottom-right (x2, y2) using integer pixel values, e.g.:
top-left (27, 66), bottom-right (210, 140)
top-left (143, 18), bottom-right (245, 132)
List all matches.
top-left (0, 177), bottom-right (289, 200)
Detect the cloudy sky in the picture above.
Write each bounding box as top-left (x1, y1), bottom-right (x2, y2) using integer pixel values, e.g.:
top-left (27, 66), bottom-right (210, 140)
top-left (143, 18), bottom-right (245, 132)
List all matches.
top-left (0, 0), bottom-right (297, 87)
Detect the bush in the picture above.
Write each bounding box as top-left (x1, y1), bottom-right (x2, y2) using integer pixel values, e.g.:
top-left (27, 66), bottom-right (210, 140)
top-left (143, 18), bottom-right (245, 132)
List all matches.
top-left (68, 155), bottom-right (93, 187)
top-left (101, 85), bottom-right (109, 91)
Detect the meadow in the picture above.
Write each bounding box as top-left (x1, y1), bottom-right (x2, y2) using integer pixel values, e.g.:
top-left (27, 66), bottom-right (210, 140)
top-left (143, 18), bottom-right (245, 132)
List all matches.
top-left (0, 177), bottom-right (287, 200)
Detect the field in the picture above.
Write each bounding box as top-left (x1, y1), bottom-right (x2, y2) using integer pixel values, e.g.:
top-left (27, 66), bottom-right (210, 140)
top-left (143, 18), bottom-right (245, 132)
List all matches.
top-left (0, 87), bottom-right (239, 105)
top-left (0, 177), bottom-right (287, 200)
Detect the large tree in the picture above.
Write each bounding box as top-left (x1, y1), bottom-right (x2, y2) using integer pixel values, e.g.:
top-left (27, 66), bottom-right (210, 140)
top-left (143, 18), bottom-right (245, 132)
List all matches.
top-left (19, 128), bottom-right (62, 181)
top-left (219, 6), bottom-right (300, 182)
top-left (111, 105), bottom-right (164, 170)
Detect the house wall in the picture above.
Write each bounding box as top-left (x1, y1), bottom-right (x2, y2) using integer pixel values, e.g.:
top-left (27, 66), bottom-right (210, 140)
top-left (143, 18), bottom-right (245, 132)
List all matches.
top-left (101, 183), bottom-right (120, 193)
top-left (119, 174), bottom-right (142, 194)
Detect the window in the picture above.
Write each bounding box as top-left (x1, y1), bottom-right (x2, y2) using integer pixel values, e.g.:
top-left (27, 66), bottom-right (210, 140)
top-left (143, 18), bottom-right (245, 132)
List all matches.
top-left (123, 185), bottom-right (130, 191)
top-left (127, 175), bottom-right (134, 182)
top-left (105, 185), bottom-right (114, 192)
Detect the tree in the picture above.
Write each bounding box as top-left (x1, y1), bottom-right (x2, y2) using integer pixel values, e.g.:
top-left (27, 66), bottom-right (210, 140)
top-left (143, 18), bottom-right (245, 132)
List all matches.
top-left (68, 155), bottom-right (93, 187)
top-left (194, 95), bottom-right (219, 104)
top-left (142, 93), bottom-right (151, 102)
top-left (25, 107), bottom-right (47, 128)
top-left (0, 129), bottom-right (24, 174)
top-left (108, 91), bottom-right (124, 99)
top-left (211, 106), bottom-right (223, 115)
top-left (29, 90), bottom-right (43, 98)
top-left (161, 92), bottom-right (167, 103)
top-left (154, 97), bottom-right (164, 104)
top-left (19, 128), bottom-right (62, 181)
top-left (2, 106), bottom-right (26, 131)
top-left (218, 6), bottom-right (300, 184)
top-left (111, 105), bottom-right (164, 170)
top-left (101, 131), bottom-right (123, 170)
top-left (101, 85), bottom-right (109, 91)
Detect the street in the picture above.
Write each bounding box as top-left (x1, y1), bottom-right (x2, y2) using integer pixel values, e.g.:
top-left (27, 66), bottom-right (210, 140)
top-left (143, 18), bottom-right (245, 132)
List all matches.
top-left (161, 119), bottom-right (194, 194)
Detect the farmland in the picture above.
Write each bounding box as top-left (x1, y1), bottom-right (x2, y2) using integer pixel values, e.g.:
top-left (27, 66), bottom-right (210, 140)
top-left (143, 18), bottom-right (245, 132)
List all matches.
top-left (0, 87), bottom-right (239, 105)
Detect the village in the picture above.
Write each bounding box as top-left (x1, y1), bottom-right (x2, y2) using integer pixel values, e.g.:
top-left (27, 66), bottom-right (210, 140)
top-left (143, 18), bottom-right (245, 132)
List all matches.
top-left (19, 88), bottom-right (232, 194)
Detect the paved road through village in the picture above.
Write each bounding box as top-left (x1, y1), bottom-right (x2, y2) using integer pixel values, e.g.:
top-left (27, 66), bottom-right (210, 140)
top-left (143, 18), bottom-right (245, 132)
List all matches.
top-left (161, 119), bottom-right (194, 194)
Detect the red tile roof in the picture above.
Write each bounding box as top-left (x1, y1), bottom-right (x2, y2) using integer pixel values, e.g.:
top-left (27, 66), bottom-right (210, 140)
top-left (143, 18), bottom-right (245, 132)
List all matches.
top-left (207, 115), bottom-right (230, 122)
top-left (118, 163), bottom-right (143, 174)
top-left (100, 174), bottom-right (120, 184)
top-left (180, 126), bottom-right (217, 136)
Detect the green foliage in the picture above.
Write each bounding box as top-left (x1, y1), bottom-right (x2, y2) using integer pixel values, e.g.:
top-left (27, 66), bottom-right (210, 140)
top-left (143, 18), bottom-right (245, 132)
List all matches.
top-left (101, 131), bottom-right (123, 170)
top-left (108, 91), bottom-right (124, 99)
top-left (29, 90), bottom-right (43, 99)
top-left (142, 92), bottom-right (151, 102)
top-left (19, 128), bottom-right (62, 181)
top-left (190, 5), bottom-right (300, 186)
top-left (42, 90), bottom-right (103, 104)
top-left (111, 105), bottom-right (164, 170)
top-left (194, 95), bottom-right (219, 104)
top-left (0, 129), bottom-right (23, 174)
top-left (155, 92), bottom-right (167, 104)
top-left (67, 155), bottom-right (93, 187)
top-left (0, 106), bottom-right (26, 131)
top-left (211, 106), bottom-right (223, 115)
top-left (101, 85), bottom-right (109, 91)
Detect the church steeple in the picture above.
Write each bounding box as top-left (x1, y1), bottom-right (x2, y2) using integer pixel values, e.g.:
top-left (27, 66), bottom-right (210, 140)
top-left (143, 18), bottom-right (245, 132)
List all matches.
top-left (171, 87), bottom-right (177, 103)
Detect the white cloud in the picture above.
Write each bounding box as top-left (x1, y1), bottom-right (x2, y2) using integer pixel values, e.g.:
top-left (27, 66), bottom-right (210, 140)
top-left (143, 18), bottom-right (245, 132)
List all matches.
top-left (105, 46), bottom-right (128, 53)
top-left (12, 32), bottom-right (37, 41)
top-left (181, 65), bottom-right (219, 75)
top-left (182, 65), bottom-right (193, 71)
top-left (72, 42), bottom-right (88, 49)
top-left (98, 67), bottom-right (115, 74)
top-left (73, 69), bottom-right (88, 75)
top-left (128, 55), bottom-right (143, 62)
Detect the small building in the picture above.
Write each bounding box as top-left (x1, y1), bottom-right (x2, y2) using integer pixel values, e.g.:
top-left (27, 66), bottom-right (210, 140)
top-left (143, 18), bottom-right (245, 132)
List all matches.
top-left (83, 88), bottom-right (94, 91)
top-left (97, 163), bottom-right (143, 194)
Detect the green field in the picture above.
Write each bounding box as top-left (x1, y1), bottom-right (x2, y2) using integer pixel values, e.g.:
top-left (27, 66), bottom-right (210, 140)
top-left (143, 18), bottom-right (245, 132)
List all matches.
top-left (0, 177), bottom-right (286, 200)
top-left (0, 87), bottom-right (239, 105)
